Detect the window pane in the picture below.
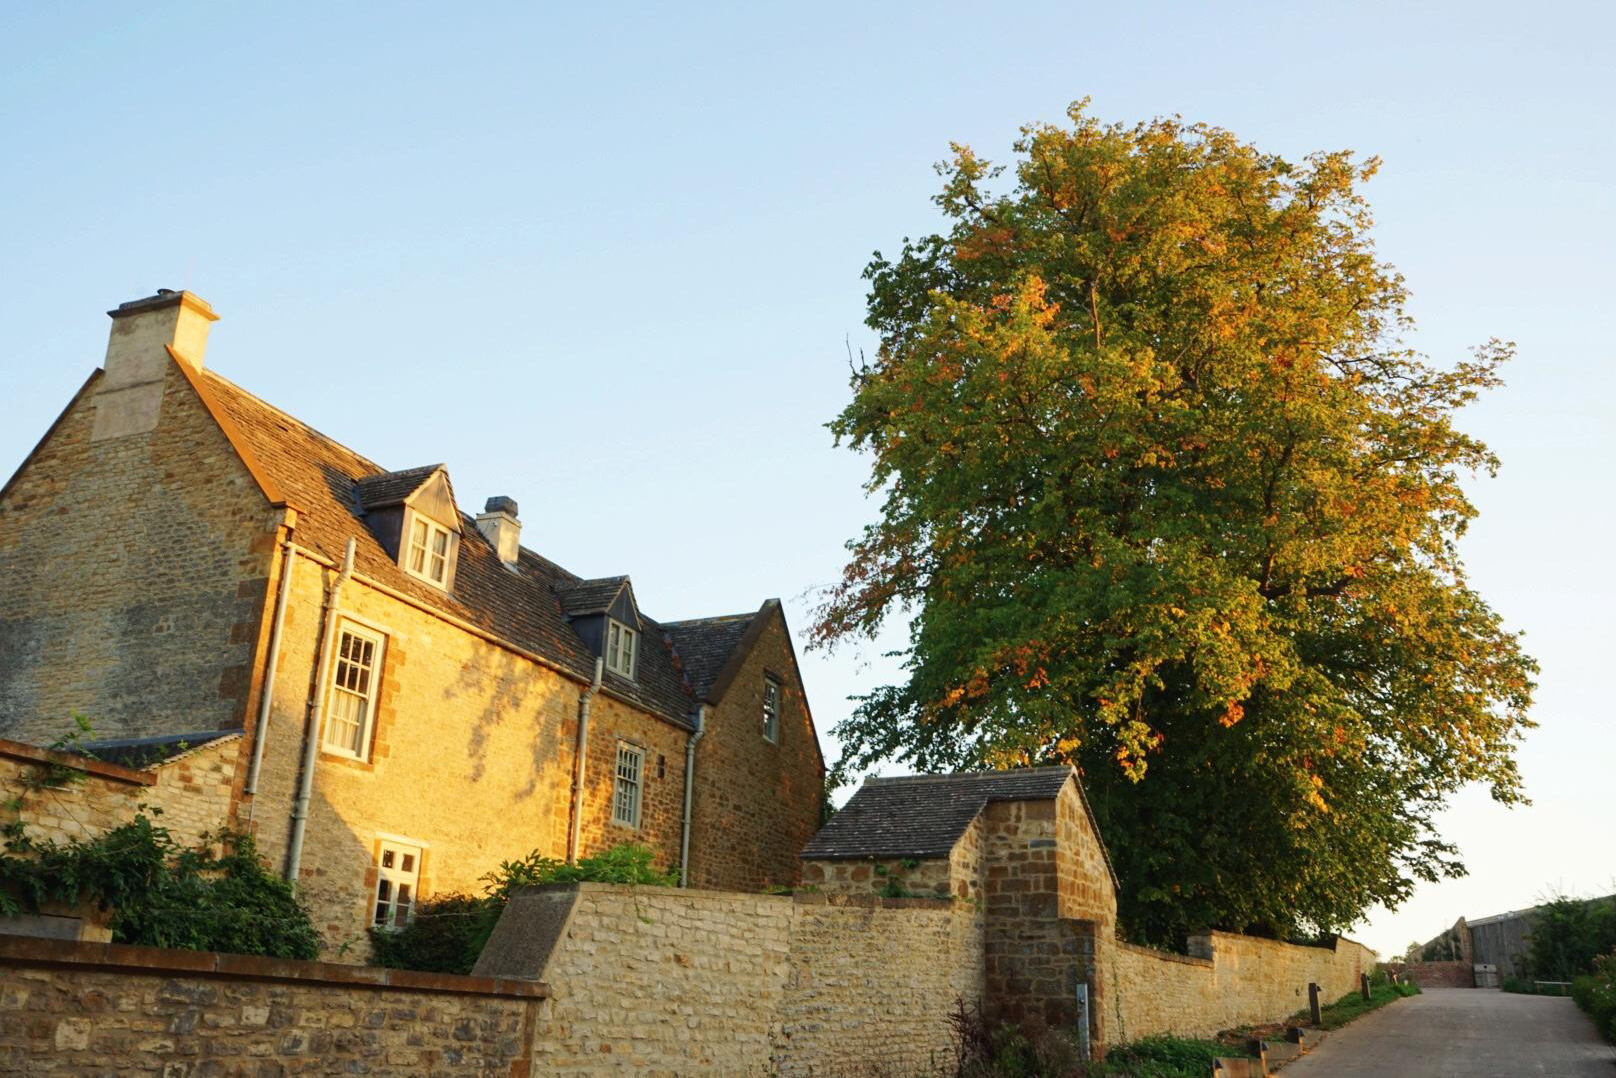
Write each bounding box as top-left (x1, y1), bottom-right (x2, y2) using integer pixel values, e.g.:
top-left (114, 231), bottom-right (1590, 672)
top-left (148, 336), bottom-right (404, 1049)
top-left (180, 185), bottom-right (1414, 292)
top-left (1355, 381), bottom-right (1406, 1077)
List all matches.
top-left (401, 853), bottom-right (414, 873)
top-left (432, 528), bottom-right (449, 556)
top-left (381, 849), bottom-right (395, 870)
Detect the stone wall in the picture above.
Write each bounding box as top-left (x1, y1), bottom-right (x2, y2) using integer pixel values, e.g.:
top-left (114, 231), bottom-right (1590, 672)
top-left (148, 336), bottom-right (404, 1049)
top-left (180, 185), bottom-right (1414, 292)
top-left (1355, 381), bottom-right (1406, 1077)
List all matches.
top-left (0, 361), bottom-right (278, 745)
top-left (474, 882), bottom-right (986, 1077)
top-left (0, 933), bottom-right (546, 1077)
top-left (246, 557), bottom-right (696, 954)
top-left (1378, 960), bottom-right (1475, 988)
top-left (687, 608), bottom-right (823, 892)
top-left (0, 735), bottom-right (240, 849)
top-left (1105, 931), bottom-right (1377, 1042)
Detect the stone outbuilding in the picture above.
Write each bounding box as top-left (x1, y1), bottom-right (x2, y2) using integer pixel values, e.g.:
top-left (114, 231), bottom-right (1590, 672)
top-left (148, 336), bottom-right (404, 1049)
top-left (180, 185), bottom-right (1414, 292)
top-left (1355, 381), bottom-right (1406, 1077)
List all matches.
top-left (803, 766), bottom-right (1120, 1029)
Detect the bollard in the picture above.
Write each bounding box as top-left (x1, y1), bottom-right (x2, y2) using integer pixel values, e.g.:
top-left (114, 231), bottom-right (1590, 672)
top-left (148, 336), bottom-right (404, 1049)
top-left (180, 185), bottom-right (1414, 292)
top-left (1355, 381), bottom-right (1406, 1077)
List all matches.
top-left (1360, 972), bottom-right (1371, 1001)
top-left (1308, 981), bottom-right (1322, 1026)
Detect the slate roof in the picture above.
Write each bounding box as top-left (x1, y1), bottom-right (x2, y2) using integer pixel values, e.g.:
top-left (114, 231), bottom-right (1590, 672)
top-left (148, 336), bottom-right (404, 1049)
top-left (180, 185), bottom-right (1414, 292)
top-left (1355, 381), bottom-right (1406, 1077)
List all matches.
top-left (557, 577), bottom-right (629, 617)
top-left (354, 465), bottom-right (442, 510)
top-left (82, 730), bottom-right (242, 770)
top-left (664, 613), bottom-right (758, 702)
top-left (801, 766), bottom-right (1080, 860)
top-left (194, 369), bottom-right (767, 728)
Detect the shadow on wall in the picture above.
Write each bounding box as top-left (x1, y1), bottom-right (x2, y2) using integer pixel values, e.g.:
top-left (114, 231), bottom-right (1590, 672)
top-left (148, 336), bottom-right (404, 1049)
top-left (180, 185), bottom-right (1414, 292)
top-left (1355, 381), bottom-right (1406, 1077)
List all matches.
top-left (449, 644), bottom-right (566, 798)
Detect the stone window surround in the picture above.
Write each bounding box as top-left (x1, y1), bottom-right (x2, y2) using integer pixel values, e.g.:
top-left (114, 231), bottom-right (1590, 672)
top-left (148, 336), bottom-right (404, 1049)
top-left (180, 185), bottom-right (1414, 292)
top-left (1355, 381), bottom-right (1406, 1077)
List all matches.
top-left (372, 837), bottom-right (425, 930)
top-left (611, 741), bottom-right (644, 830)
top-left (320, 616), bottom-right (389, 763)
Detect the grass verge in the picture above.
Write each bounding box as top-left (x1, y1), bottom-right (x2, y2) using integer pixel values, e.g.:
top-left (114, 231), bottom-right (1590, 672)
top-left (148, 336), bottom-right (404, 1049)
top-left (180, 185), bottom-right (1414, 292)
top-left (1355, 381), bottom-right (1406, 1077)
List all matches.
top-left (1306, 981), bottom-right (1421, 1030)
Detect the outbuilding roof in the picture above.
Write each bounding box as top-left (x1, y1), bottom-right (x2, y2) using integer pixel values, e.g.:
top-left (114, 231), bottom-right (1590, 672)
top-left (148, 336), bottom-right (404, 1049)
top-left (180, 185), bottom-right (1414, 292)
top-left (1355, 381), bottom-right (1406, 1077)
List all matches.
top-left (802, 766), bottom-right (1081, 861)
top-left (82, 730), bottom-right (242, 770)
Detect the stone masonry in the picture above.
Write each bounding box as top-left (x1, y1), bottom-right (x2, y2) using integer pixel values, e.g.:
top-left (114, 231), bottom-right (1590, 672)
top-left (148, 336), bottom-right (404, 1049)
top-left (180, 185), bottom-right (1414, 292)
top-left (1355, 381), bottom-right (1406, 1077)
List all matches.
top-left (803, 767), bottom-right (1376, 1048)
top-left (0, 934), bottom-right (545, 1077)
top-left (0, 290), bottom-right (826, 956)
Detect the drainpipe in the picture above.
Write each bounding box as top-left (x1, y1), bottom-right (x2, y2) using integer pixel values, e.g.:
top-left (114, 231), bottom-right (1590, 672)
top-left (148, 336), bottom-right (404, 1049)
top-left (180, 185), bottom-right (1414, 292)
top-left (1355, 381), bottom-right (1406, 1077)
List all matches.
top-left (679, 704), bottom-right (707, 888)
top-left (566, 657), bottom-right (605, 864)
top-left (244, 536), bottom-right (297, 819)
top-left (285, 537), bottom-right (355, 886)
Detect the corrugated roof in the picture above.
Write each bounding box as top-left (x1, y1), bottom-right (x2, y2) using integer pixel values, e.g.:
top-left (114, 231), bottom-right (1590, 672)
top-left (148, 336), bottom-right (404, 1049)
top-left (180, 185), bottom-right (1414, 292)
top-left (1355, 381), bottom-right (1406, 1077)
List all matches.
top-left (82, 730), bottom-right (241, 770)
top-left (196, 369), bottom-right (753, 728)
top-left (801, 766), bottom-right (1080, 860)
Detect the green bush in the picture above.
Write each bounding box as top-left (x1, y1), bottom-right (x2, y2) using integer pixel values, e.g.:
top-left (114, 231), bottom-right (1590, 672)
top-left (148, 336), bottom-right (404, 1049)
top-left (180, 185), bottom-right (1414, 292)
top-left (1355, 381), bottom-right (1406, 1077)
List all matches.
top-left (1571, 954), bottom-right (1616, 1043)
top-left (1524, 895), bottom-right (1616, 982)
top-left (0, 812), bottom-right (319, 960)
top-left (370, 843), bottom-right (678, 974)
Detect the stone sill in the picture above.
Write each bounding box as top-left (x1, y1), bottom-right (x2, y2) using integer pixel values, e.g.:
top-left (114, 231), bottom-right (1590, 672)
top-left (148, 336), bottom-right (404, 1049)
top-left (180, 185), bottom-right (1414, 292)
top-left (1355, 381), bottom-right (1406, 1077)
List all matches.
top-left (0, 934), bottom-right (549, 1000)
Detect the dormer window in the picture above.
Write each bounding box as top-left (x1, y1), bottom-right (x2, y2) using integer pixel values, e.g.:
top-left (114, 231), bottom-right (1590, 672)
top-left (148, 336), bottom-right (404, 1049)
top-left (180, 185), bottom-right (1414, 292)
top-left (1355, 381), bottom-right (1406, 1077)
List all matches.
top-left (356, 465), bottom-right (462, 593)
top-left (406, 516), bottom-right (453, 586)
top-left (606, 619), bottom-right (638, 678)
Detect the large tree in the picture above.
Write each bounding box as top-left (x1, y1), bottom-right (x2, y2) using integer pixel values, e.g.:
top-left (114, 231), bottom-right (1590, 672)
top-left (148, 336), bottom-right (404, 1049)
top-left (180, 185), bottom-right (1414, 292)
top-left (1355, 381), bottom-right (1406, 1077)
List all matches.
top-left (814, 104), bottom-right (1536, 945)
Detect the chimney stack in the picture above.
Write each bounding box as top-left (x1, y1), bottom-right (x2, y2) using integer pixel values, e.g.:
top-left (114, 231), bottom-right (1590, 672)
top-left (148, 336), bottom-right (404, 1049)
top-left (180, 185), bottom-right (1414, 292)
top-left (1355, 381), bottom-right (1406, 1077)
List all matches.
top-left (93, 289), bottom-right (219, 442)
top-left (476, 496), bottom-right (522, 567)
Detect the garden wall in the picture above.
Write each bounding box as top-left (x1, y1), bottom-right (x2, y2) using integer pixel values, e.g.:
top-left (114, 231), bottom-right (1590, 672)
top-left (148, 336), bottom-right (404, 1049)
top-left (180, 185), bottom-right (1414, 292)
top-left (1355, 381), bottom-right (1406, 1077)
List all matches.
top-left (0, 933), bottom-right (546, 1077)
top-left (1107, 930), bottom-right (1376, 1041)
top-left (473, 882), bottom-right (985, 1077)
top-left (0, 734), bottom-right (240, 849)
top-left (1378, 959), bottom-right (1475, 988)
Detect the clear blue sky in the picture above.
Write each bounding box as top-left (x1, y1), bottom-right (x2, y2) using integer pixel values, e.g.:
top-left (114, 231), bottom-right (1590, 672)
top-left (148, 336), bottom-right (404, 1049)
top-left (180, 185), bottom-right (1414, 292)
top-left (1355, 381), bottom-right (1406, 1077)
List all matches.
top-left (2, 2), bottom-right (1610, 958)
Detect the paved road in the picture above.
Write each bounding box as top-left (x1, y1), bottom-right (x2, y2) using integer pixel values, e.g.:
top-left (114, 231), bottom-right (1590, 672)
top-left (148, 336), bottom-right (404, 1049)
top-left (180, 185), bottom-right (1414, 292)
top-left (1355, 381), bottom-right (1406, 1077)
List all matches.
top-left (1282, 988), bottom-right (1614, 1077)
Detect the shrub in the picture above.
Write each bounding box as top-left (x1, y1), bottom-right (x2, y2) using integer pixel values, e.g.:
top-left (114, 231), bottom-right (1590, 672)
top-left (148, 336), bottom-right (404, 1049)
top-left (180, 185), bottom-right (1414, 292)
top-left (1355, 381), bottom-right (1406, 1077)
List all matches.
top-left (0, 812), bottom-right (319, 959)
top-left (1571, 954), bottom-right (1616, 1043)
top-left (1524, 895), bottom-right (1616, 982)
top-left (370, 842), bottom-right (678, 974)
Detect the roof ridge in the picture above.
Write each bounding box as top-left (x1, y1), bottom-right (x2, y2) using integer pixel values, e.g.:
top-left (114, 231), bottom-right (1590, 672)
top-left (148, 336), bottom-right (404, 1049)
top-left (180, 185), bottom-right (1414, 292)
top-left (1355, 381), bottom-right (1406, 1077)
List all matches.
top-left (863, 765), bottom-right (1074, 786)
top-left (664, 612), bottom-right (756, 627)
top-left (200, 369), bottom-right (388, 475)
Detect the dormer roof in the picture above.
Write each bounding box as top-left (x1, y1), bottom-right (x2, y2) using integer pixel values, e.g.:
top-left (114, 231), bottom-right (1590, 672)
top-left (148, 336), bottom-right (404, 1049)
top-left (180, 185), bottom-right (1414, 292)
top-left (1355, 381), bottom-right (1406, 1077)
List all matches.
top-left (558, 576), bottom-right (633, 619)
top-left (355, 465), bottom-right (443, 510)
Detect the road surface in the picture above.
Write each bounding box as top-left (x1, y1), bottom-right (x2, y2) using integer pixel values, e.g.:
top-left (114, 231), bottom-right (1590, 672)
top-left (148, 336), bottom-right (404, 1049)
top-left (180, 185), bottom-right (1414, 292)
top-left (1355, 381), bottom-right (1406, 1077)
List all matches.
top-left (1282, 987), bottom-right (1614, 1077)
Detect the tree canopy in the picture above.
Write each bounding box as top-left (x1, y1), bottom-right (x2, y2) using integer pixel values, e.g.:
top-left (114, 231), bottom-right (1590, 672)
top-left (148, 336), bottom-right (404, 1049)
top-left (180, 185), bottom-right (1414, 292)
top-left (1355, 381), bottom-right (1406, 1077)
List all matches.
top-left (814, 103), bottom-right (1536, 944)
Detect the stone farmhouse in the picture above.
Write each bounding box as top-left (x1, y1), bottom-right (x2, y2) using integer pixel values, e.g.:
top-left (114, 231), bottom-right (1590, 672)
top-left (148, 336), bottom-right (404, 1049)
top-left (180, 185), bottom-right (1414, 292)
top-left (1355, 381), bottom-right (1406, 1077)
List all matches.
top-left (0, 289), bottom-right (825, 951)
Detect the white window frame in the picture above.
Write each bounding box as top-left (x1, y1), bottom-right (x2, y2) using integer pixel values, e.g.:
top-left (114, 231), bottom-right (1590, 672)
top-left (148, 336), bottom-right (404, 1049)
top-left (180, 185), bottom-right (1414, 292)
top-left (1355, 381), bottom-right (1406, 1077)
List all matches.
top-left (372, 840), bottom-right (421, 930)
top-left (404, 513), bottom-right (454, 588)
top-left (605, 618), bottom-right (638, 679)
top-left (762, 677), bottom-right (781, 743)
top-left (322, 622), bottom-right (385, 760)
top-left (612, 742), bottom-right (644, 829)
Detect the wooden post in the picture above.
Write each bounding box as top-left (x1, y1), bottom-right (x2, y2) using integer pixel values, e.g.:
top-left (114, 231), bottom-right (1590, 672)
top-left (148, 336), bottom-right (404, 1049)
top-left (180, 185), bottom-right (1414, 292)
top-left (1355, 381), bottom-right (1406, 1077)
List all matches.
top-left (1360, 972), bottom-right (1371, 1001)
top-left (1308, 982), bottom-right (1322, 1026)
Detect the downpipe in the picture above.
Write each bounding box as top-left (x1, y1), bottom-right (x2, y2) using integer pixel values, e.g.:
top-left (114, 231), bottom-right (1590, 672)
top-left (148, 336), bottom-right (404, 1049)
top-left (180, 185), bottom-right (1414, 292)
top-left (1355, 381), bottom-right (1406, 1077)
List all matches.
top-left (679, 704), bottom-right (707, 887)
top-left (284, 537), bottom-right (355, 886)
top-left (244, 535), bottom-right (297, 818)
top-left (566, 657), bottom-right (605, 864)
